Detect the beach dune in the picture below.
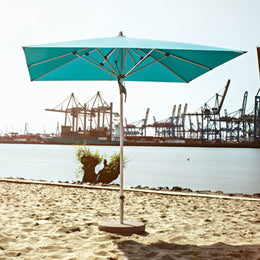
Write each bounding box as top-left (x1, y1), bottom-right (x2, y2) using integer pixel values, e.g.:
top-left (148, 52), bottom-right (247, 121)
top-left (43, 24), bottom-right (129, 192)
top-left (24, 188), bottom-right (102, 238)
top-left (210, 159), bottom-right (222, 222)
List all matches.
top-left (0, 181), bottom-right (259, 259)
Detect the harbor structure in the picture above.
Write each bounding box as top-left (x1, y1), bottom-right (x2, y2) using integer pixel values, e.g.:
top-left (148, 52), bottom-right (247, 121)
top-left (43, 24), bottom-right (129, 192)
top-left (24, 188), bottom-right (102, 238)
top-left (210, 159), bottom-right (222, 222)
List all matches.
top-left (45, 91), bottom-right (120, 144)
top-left (0, 84), bottom-right (259, 147)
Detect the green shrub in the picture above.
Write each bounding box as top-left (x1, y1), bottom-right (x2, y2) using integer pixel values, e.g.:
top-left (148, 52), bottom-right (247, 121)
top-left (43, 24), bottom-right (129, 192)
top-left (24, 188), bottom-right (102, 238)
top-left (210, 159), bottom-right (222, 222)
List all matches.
top-left (75, 145), bottom-right (103, 164)
top-left (74, 145), bottom-right (103, 178)
top-left (74, 145), bottom-right (129, 180)
top-left (109, 151), bottom-right (129, 169)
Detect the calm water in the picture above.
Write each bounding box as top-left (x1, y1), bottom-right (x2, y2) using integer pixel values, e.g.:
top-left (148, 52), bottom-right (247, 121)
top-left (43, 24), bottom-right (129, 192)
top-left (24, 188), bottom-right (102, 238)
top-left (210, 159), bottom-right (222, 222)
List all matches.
top-left (0, 144), bottom-right (259, 194)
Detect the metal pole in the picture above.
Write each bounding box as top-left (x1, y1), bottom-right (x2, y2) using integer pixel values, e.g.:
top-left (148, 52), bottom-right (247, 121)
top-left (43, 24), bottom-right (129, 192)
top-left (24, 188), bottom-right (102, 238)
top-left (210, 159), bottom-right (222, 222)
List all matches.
top-left (110, 102), bottom-right (113, 140)
top-left (83, 103), bottom-right (87, 134)
top-left (119, 89), bottom-right (124, 224)
top-left (119, 48), bottom-right (125, 224)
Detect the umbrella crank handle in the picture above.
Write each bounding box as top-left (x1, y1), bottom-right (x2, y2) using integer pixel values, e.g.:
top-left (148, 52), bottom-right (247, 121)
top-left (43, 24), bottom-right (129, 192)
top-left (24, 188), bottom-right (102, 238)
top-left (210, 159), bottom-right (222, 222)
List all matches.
top-left (118, 78), bottom-right (127, 101)
top-left (120, 195), bottom-right (125, 224)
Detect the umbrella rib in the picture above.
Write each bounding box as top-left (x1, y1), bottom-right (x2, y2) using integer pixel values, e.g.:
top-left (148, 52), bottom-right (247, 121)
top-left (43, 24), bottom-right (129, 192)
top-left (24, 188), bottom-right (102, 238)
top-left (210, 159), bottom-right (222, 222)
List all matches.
top-left (31, 57), bottom-right (79, 81)
top-left (74, 53), bottom-right (118, 77)
top-left (122, 49), bottom-right (129, 76)
top-left (124, 49), bottom-right (155, 77)
top-left (155, 49), bottom-right (212, 70)
top-left (128, 48), bottom-right (143, 59)
top-left (27, 48), bottom-right (89, 67)
top-left (95, 48), bottom-right (119, 77)
top-left (127, 49), bottom-right (138, 65)
top-left (125, 55), bottom-right (168, 77)
top-left (100, 48), bottom-right (116, 68)
top-left (139, 49), bottom-right (188, 83)
top-left (106, 48), bottom-right (116, 59)
top-left (110, 49), bottom-right (120, 81)
top-left (81, 50), bottom-right (103, 65)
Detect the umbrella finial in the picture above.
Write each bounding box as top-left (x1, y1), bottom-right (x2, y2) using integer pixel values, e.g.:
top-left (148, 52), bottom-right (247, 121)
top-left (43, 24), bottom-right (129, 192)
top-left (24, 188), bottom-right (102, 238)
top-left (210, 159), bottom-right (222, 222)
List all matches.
top-left (118, 31), bottom-right (125, 37)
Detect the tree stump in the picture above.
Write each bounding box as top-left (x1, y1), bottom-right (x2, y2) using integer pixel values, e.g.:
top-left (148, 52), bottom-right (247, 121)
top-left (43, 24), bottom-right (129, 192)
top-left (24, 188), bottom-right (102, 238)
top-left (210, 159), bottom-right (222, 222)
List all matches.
top-left (96, 159), bottom-right (120, 184)
top-left (81, 155), bottom-right (100, 183)
top-left (80, 156), bottom-right (120, 184)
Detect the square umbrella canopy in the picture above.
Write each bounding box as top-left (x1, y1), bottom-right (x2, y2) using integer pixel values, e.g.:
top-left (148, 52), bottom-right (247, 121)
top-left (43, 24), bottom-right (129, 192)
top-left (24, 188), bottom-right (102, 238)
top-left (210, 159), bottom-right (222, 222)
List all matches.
top-left (23, 32), bottom-right (245, 234)
top-left (23, 32), bottom-right (245, 83)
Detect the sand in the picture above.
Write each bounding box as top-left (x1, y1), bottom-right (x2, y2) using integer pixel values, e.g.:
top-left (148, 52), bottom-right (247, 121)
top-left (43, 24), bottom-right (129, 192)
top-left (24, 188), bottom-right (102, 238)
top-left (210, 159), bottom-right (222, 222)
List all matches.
top-left (0, 181), bottom-right (259, 259)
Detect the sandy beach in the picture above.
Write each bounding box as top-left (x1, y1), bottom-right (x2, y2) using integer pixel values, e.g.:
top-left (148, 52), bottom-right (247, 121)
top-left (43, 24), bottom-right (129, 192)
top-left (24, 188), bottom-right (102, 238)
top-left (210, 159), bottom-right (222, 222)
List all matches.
top-left (0, 180), bottom-right (259, 259)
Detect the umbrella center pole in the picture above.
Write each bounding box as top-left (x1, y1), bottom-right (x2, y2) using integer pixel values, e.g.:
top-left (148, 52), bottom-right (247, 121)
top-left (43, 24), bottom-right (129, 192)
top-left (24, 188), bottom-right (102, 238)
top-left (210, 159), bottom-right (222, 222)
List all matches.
top-left (119, 82), bottom-right (125, 224)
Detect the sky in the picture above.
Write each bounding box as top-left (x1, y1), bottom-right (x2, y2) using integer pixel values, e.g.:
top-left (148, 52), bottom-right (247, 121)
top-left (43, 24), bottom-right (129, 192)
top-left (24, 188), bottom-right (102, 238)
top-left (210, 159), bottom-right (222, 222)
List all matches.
top-left (1, 0), bottom-right (260, 134)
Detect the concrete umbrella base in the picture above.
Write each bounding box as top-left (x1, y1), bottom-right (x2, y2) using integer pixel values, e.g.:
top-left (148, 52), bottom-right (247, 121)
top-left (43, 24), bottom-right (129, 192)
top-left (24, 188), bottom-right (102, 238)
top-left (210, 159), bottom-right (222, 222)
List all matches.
top-left (98, 220), bottom-right (146, 235)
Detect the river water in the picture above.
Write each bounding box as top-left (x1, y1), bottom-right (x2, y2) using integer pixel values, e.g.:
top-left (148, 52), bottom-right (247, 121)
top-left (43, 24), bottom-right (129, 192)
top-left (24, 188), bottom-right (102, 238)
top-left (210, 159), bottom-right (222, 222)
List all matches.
top-left (0, 144), bottom-right (259, 194)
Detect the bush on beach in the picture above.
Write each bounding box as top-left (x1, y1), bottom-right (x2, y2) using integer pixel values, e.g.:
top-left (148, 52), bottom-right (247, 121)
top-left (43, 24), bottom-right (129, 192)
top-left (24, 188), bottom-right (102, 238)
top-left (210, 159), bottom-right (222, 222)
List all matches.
top-left (74, 145), bottom-right (128, 184)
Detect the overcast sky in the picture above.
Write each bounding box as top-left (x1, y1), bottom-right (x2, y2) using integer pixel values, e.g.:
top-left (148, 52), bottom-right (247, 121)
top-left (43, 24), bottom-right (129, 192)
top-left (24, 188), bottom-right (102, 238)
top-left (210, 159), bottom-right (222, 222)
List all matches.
top-left (1, 0), bottom-right (260, 134)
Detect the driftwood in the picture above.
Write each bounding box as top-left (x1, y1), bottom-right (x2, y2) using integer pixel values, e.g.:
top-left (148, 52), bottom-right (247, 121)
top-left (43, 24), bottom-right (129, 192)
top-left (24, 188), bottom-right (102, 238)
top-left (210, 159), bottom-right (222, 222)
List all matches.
top-left (81, 157), bottom-right (120, 184)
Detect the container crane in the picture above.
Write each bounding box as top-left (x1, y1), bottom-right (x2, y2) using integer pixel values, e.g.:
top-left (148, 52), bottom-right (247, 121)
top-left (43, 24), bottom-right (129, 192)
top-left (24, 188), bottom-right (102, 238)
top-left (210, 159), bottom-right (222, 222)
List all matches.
top-left (124, 108), bottom-right (150, 136)
top-left (239, 91), bottom-right (248, 119)
top-left (188, 114), bottom-right (194, 138)
top-left (143, 108), bottom-right (150, 136)
top-left (254, 88), bottom-right (260, 140)
top-left (183, 80), bottom-right (230, 141)
top-left (45, 93), bottom-right (84, 133)
top-left (216, 79), bottom-right (230, 114)
top-left (175, 104), bottom-right (182, 129)
top-left (172, 105), bottom-right (176, 118)
top-left (181, 103), bottom-right (188, 138)
top-left (169, 105), bottom-right (176, 125)
top-left (254, 47), bottom-right (260, 140)
top-left (46, 92), bottom-right (119, 139)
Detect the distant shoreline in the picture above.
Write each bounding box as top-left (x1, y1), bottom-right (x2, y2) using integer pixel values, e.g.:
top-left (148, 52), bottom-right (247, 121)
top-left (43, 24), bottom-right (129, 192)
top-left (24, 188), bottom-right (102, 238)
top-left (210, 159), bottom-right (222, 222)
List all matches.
top-left (0, 177), bottom-right (259, 200)
top-left (0, 140), bottom-right (260, 148)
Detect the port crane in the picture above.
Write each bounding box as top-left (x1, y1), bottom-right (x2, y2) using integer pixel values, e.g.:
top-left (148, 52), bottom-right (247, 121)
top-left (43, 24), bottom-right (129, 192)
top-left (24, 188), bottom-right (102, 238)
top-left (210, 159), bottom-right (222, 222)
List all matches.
top-left (254, 88), bottom-right (260, 140)
top-left (124, 108), bottom-right (150, 136)
top-left (149, 103), bottom-right (188, 139)
top-left (42, 78), bottom-right (259, 145)
top-left (255, 46), bottom-right (260, 140)
top-left (181, 80), bottom-right (231, 142)
top-left (45, 92), bottom-right (119, 139)
top-left (46, 93), bottom-right (84, 134)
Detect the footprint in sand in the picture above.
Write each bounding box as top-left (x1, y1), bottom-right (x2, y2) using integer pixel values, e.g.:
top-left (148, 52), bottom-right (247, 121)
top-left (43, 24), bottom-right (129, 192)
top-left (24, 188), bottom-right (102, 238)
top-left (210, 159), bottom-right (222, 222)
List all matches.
top-left (53, 225), bottom-right (81, 234)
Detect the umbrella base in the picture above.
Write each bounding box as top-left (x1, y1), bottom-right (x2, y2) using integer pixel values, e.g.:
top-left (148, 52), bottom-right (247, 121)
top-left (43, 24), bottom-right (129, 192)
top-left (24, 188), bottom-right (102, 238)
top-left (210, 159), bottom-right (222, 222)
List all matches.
top-left (98, 220), bottom-right (145, 235)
